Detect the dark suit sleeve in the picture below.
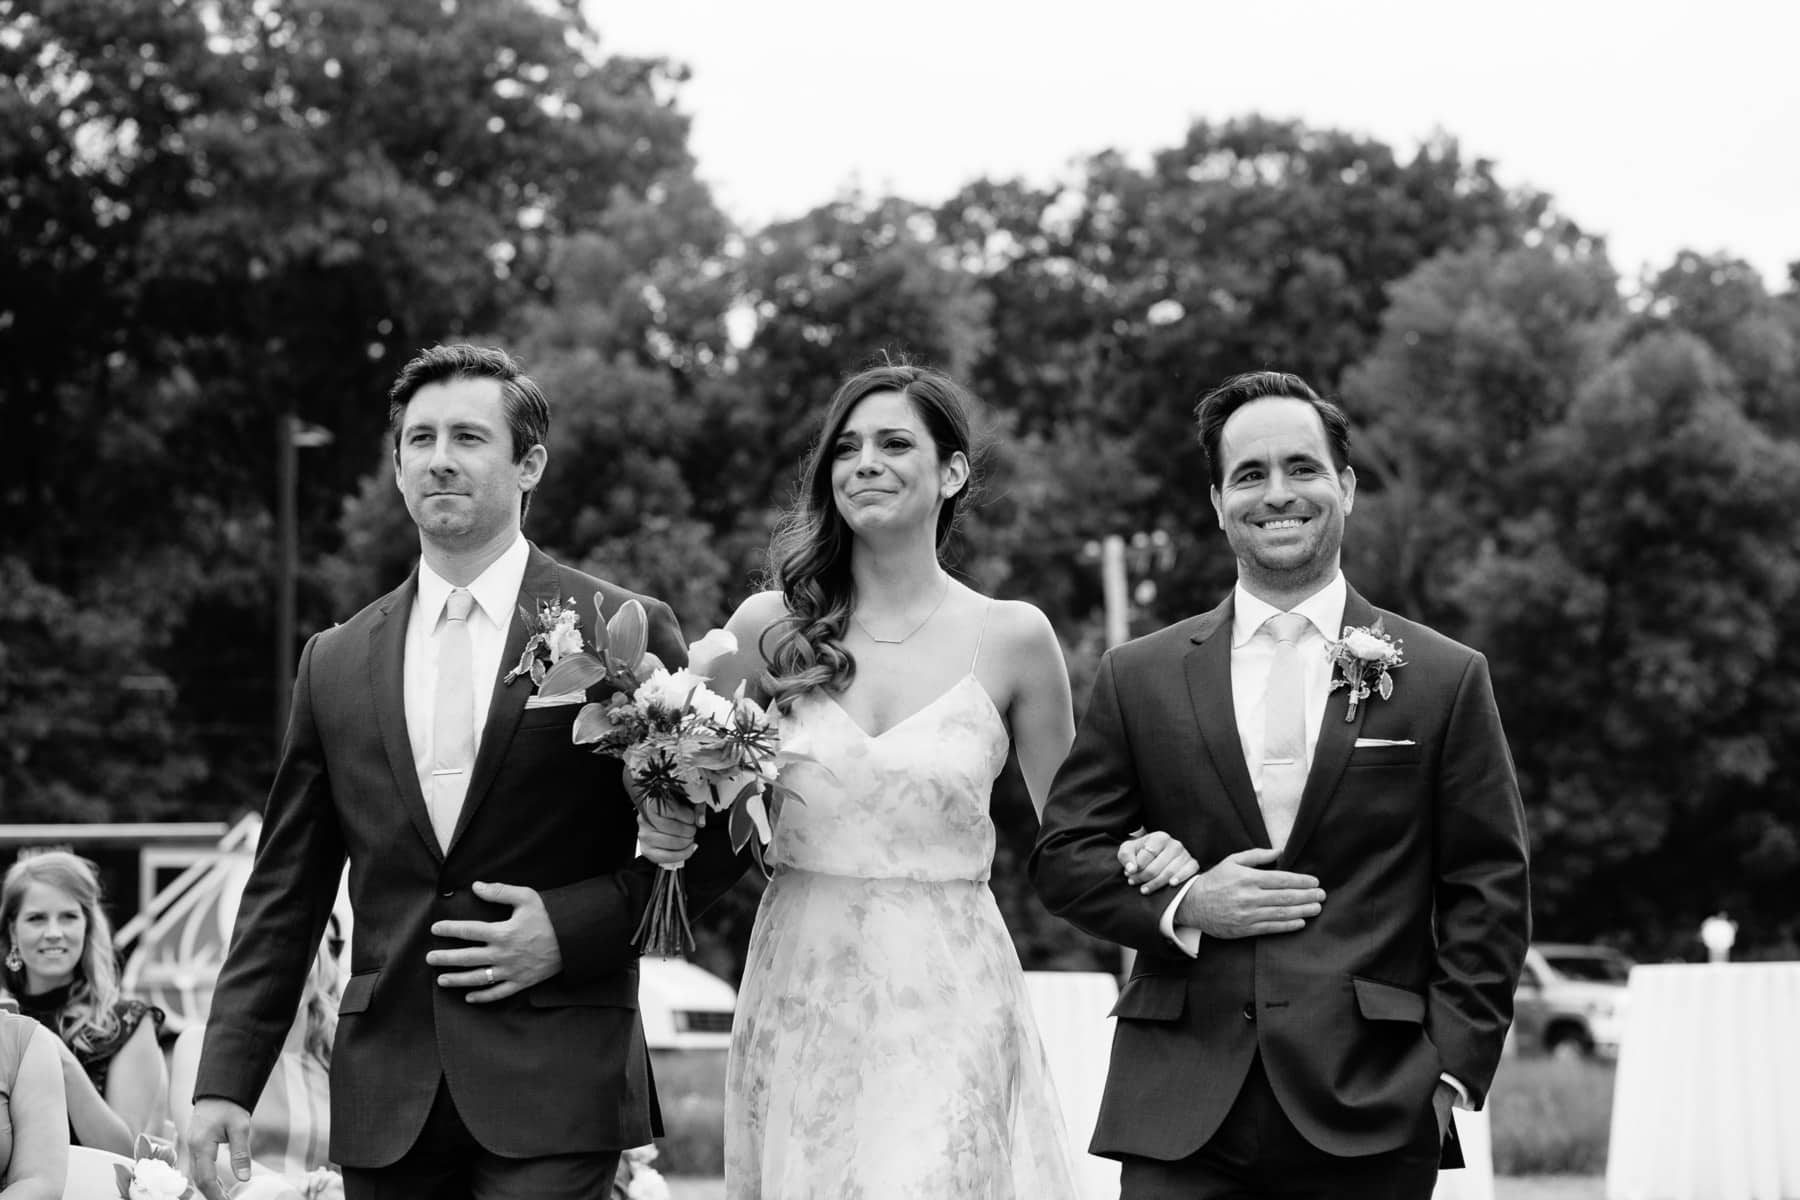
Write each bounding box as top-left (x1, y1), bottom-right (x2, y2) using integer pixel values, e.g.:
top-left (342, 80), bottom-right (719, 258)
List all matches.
top-left (538, 597), bottom-right (748, 978)
top-left (1429, 651), bottom-right (1531, 1108)
top-left (1030, 650), bottom-right (1181, 952)
top-left (194, 634), bottom-right (346, 1107)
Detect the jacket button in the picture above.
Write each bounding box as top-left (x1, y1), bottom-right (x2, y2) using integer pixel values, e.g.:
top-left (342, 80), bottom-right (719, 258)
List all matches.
top-left (439, 888), bottom-right (456, 898)
top-left (1242, 1002), bottom-right (1256, 1022)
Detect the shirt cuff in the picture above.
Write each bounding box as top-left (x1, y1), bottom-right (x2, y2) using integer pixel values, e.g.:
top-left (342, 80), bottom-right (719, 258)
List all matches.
top-left (1439, 1072), bottom-right (1471, 1109)
top-left (1159, 877), bottom-right (1202, 957)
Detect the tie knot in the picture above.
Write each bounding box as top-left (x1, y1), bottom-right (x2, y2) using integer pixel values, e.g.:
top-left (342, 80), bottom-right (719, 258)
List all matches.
top-left (445, 589), bottom-right (474, 623)
top-left (1264, 612), bottom-right (1309, 646)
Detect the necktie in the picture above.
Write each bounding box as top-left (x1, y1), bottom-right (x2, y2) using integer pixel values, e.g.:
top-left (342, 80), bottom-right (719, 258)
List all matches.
top-left (1260, 612), bottom-right (1311, 853)
top-left (431, 588), bottom-right (476, 852)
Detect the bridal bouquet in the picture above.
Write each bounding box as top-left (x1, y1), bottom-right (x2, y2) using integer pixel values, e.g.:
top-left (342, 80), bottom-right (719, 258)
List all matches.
top-left (536, 596), bottom-right (805, 956)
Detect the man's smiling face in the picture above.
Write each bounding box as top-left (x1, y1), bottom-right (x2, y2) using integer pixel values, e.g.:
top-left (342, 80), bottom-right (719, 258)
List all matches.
top-left (1210, 395), bottom-right (1355, 598)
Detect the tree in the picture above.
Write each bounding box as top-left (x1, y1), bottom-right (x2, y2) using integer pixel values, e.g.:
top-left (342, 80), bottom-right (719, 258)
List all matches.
top-left (1341, 242), bottom-right (1800, 954)
top-left (0, 0), bottom-right (722, 817)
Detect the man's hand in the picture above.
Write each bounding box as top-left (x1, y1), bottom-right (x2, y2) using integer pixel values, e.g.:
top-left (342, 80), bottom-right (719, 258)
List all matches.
top-left (1174, 847), bottom-right (1325, 937)
top-left (637, 792), bottom-right (703, 867)
top-left (427, 880), bottom-right (563, 1002)
top-left (182, 1098), bottom-right (254, 1200)
top-left (1433, 1080), bottom-right (1457, 1143)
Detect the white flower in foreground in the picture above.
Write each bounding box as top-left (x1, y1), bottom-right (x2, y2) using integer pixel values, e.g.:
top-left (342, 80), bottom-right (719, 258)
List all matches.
top-left (127, 1159), bottom-right (191, 1200)
top-left (686, 627), bottom-right (738, 678)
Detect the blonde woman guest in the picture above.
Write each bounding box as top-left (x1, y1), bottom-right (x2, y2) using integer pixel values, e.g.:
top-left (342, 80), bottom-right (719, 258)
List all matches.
top-left (2, 850), bottom-right (166, 1154)
top-left (0, 1007), bottom-right (70, 1200)
top-left (169, 922), bottom-right (342, 1185)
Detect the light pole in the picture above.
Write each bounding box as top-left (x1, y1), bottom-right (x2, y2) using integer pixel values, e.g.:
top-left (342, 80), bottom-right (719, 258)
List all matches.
top-left (1083, 529), bottom-right (1178, 979)
top-left (276, 413), bottom-right (335, 748)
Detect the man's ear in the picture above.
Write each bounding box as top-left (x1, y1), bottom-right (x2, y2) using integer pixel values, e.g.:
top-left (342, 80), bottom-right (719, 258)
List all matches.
top-left (518, 442), bottom-right (548, 493)
top-left (1210, 485), bottom-right (1224, 529)
top-left (393, 448), bottom-right (403, 491)
top-left (1340, 466), bottom-right (1356, 516)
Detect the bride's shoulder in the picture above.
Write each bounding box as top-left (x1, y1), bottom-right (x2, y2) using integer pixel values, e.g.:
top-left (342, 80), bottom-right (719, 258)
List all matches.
top-left (730, 589), bottom-right (791, 628)
top-left (725, 590), bottom-right (793, 654)
top-left (971, 594), bottom-right (1061, 656)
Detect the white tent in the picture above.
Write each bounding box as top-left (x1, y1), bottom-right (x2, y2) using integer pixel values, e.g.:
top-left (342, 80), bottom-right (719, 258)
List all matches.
top-left (117, 815), bottom-right (348, 1031)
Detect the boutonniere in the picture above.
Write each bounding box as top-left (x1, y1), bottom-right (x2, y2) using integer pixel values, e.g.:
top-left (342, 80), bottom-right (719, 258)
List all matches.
top-left (114, 1135), bottom-right (197, 1200)
top-left (1326, 619), bottom-right (1405, 721)
top-left (503, 596), bottom-right (587, 687)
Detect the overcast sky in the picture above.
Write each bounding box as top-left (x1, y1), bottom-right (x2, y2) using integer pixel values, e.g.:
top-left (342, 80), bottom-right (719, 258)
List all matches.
top-left (594, 0), bottom-right (1799, 290)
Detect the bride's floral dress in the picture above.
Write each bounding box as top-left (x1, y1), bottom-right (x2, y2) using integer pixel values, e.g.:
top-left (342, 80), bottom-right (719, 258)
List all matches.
top-left (724, 670), bottom-right (1081, 1199)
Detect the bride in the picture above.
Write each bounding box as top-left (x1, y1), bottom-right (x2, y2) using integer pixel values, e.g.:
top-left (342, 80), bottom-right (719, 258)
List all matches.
top-left (643, 361), bottom-right (1194, 1198)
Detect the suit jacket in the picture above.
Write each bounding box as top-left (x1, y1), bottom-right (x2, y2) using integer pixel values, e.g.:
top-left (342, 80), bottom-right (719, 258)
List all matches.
top-left (1029, 585), bottom-right (1530, 1162)
top-left (195, 544), bottom-right (743, 1166)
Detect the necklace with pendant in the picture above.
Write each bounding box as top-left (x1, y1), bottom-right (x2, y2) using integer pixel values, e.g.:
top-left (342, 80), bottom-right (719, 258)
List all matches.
top-left (852, 577), bottom-right (951, 645)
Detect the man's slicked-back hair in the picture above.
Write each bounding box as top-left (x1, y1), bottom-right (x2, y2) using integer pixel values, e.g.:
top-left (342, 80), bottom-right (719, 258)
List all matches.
top-left (387, 344), bottom-right (551, 519)
top-left (387, 344), bottom-right (551, 466)
top-left (1194, 370), bottom-right (1351, 490)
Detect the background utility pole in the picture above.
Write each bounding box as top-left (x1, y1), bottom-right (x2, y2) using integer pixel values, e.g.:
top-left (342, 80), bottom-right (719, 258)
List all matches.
top-left (276, 414), bottom-right (335, 749)
top-left (1085, 529), bottom-right (1176, 978)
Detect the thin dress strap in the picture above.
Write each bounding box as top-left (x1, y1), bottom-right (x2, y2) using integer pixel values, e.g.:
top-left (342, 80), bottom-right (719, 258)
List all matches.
top-left (970, 599), bottom-right (994, 674)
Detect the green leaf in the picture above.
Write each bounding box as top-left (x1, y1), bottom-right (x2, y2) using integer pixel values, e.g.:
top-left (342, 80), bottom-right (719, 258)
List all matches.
top-left (538, 652), bottom-right (607, 696)
top-left (590, 593), bottom-right (612, 658)
top-left (115, 1163), bottom-right (133, 1198)
top-left (571, 701), bottom-right (621, 745)
top-left (606, 597), bottom-right (649, 673)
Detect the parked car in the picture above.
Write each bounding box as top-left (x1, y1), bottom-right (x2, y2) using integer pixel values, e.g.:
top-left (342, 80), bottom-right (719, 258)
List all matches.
top-left (638, 957), bottom-right (736, 1051)
top-left (1511, 942), bottom-right (1633, 1059)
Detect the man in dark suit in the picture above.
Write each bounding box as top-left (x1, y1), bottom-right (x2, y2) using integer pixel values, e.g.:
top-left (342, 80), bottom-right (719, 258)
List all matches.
top-left (1031, 371), bottom-right (1530, 1199)
top-left (183, 345), bottom-right (740, 1200)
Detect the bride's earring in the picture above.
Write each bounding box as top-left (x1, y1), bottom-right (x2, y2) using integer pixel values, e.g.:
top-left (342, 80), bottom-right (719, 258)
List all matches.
top-left (3, 944), bottom-right (21, 972)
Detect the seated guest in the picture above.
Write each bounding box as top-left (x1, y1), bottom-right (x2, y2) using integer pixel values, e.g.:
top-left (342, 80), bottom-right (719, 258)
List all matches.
top-left (168, 923), bottom-right (340, 1185)
top-left (2, 850), bottom-right (166, 1154)
top-left (0, 1007), bottom-right (70, 1200)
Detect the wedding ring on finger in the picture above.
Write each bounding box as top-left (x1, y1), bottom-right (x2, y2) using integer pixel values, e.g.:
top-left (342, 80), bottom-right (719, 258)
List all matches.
top-left (485, 967), bottom-right (496, 986)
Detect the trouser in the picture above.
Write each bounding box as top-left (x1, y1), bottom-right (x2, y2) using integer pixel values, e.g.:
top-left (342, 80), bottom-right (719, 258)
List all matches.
top-left (1118, 1056), bottom-right (1443, 1199)
top-left (340, 1076), bottom-right (621, 1200)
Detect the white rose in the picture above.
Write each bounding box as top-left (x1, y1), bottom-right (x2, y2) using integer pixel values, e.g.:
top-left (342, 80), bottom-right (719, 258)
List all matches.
top-left (1341, 630), bottom-right (1392, 661)
top-left (635, 668), bottom-right (701, 714)
top-left (686, 628), bottom-right (738, 678)
top-left (128, 1159), bottom-right (191, 1200)
top-left (546, 621), bottom-right (585, 662)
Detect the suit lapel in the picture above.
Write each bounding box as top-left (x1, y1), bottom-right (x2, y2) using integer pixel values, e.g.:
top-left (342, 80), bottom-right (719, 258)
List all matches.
top-left (368, 570), bottom-right (443, 861)
top-left (1281, 586), bottom-right (1375, 864)
top-left (446, 544), bottom-right (563, 855)
top-left (1184, 595), bottom-right (1270, 846)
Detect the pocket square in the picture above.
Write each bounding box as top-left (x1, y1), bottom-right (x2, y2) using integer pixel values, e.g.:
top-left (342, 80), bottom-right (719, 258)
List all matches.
top-left (1354, 737), bottom-right (1416, 748)
top-left (524, 692), bottom-right (586, 710)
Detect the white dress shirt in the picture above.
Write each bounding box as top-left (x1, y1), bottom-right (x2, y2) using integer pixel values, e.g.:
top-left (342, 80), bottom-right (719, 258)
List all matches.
top-left (1158, 573), bottom-right (1347, 953)
top-left (403, 534), bottom-right (530, 827)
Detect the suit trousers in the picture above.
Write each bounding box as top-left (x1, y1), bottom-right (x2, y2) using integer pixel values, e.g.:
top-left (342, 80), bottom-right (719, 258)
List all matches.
top-left (1118, 1056), bottom-right (1442, 1200)
top-left (340, 1075), bottom-right (621, 1200)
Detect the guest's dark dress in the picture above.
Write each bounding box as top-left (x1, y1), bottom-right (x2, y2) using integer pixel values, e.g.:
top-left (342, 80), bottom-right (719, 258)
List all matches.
top-left (17, 983), bottom-right (163, 1141)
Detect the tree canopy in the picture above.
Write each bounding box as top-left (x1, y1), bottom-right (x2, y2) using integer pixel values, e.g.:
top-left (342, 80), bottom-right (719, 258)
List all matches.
top-left (5, 0), bottom-right (1798, 969)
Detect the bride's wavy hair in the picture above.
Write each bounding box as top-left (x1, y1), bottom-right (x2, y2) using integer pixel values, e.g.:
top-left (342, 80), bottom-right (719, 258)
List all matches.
top-left (762, 360), bottom-right (977, 712)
